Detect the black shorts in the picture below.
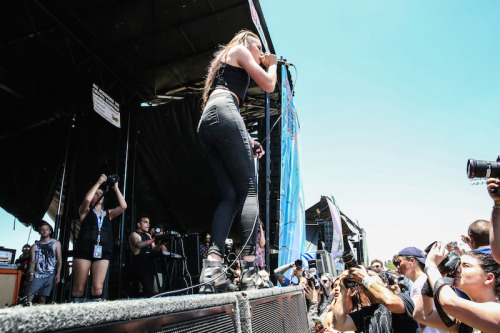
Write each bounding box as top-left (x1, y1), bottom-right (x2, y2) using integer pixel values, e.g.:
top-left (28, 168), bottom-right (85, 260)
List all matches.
top-left (73, 250), bottom-right (111, 261)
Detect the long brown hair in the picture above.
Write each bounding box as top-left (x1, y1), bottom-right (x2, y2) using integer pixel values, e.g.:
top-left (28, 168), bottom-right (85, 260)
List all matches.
top-left (202, 29), bottom-right (260, 108)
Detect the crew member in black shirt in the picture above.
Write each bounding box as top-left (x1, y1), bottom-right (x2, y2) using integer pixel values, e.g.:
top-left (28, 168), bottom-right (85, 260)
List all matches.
top-left (129, 214), bottom-right (164, 297)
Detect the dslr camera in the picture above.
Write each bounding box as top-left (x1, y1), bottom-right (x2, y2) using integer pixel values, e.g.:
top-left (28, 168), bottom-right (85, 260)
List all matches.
top-left (305, 259), bottom-right (320, 289)
top-left (106, 174), bottom-right (120, 186)
top-left (467, 156), bottom-right (500, 195)
top-left (424, 241), bottom-right (461, 277)
top-left (342, 235), bottom-right (359, 288)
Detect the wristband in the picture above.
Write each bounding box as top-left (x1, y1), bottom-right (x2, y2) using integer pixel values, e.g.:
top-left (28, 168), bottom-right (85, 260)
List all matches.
top-left (495, 200), bottom-right (500, 205)
top-left (494, 203), bottom-right (500, 210)
top-left (362, 276), bottom-right (376, 289)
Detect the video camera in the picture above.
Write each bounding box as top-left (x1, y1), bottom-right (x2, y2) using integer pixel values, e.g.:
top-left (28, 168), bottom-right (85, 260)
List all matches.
top-left (467, 157), bottom-right (500, 195)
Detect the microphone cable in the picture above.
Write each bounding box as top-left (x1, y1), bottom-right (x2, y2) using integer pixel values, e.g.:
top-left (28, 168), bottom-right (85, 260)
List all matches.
top-left (152, 171), bottom-right (263, 297)
top-left (151, 213), bottom-right (260, 297)
top-left (179, 236), bottom-right (193, 294)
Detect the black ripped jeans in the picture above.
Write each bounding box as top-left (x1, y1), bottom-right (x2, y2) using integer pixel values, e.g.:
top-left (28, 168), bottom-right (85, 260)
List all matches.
top-left (197, 91), bottom-right (259, 258)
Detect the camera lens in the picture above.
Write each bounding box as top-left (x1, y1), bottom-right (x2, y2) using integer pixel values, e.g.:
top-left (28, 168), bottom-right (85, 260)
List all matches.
top-left (467, 158), bottom-right (500, 179)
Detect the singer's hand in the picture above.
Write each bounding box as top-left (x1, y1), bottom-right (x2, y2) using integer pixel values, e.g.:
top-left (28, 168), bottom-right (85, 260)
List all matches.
top-left (259, 53), bottom-right (277, 68)
top-left (251, 140), bottom-right (265, 159)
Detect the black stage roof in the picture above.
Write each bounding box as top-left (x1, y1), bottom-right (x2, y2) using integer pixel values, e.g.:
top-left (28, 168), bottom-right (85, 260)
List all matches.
top-left (0, 0), bottom-right (282, 233)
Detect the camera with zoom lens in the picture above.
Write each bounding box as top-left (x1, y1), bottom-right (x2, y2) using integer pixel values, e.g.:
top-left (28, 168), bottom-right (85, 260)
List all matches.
top-left (467, 157), bottom-right (500, 195)
top-left (306, 259), bottom-right (320, 289)
top-left (106, 174), bottom-right (120, 186)
top-left (342, 235), bottom-right (359, 288)
top-left (424, 241), bottom-right (461, 277)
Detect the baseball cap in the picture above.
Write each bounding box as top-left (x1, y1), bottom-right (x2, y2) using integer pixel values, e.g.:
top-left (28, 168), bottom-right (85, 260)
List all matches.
top-left (398, 247), bottom-right (426, 265)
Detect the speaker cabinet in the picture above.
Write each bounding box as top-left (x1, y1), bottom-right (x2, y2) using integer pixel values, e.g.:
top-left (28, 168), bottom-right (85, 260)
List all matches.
top-left (0, 269), bottom-right (21, 307)
top-left (316, 250), bottom-right (337, 278)
top-left (0, 286), bottom-right (308, 333)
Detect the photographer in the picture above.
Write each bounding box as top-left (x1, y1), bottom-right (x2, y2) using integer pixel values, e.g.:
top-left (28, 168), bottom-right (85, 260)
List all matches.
top-left (304, 272), bottom-right (329, 333)
top-left (417, 242), bottom-right (500, 332)
top-left (486, 178), bottom-right (500, 264)
top-left (275, 260), bottom-right (304, 286)
top-left (71, 174), bottom-right (127, 302)
top-left (322, 278), bottom-right (360, 333)
top-left (332, 266), bottom-right (420, 332)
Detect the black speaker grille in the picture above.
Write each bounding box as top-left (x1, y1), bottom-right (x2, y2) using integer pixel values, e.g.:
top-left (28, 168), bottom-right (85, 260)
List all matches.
top-left (157, 312), bottom-right (235, 333)
top-left (282, 297), bottom-right (292, 333)
top-left (251, 299), bottom-right (283, 333)
top-left (290, 294), bottom-right (308, 333)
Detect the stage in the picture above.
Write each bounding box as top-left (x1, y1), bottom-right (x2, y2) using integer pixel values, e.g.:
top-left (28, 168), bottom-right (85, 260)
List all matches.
top-left (0, 286), bottom-right (308, 333)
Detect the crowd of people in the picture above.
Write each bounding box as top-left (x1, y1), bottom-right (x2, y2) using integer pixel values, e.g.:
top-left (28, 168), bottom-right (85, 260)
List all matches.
top-left (297, 177), bottom-right (500, 333)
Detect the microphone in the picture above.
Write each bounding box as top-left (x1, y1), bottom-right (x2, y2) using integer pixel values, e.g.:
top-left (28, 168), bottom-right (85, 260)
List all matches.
top-left (277, 58), bottom-right (293, 66)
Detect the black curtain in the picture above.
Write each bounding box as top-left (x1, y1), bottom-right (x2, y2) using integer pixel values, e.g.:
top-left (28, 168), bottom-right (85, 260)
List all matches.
top-left (0, 118), bottom-right (68, 228)
top-left (134, 95), bottom-right (219, 233)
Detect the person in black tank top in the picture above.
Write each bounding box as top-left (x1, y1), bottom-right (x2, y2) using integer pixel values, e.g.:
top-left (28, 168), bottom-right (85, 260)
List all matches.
top-left (71, 174), bottom-right (127, 302)
top-left (197, 30), bottom-right (277, 293)
top-left (129, 214), bottom-right (165, 297)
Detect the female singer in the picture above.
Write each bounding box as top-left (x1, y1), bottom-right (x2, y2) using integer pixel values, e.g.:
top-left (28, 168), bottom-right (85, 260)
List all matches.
top-left (197, 30), bottom-right (277, 293)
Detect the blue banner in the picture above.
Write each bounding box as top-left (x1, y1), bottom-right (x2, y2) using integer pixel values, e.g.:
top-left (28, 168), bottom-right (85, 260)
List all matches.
top-left (278, 66), bottom-right (306, 281)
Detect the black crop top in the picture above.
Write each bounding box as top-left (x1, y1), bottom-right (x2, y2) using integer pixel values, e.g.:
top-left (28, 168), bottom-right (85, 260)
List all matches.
top-left (209, 62), bottom-right (250, 105)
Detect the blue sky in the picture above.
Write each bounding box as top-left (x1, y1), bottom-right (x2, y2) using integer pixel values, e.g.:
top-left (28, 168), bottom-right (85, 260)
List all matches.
top-left (1, 1), bottom-right (500, 263)
top-left (259, 0), bottom-right (500, 261)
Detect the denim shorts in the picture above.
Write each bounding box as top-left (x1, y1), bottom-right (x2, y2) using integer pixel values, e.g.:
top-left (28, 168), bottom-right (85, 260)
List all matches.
top-left (27, 274), bottom-right (55, 296)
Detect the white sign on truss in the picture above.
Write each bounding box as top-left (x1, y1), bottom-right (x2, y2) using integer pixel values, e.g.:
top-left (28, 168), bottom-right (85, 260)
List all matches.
top-left (92, 83), bottom-right (120, 128)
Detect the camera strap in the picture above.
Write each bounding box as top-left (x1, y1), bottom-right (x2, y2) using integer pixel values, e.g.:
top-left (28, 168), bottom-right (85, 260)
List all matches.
top-left (433, 277), bottom-right (456, 327)
top-left (93, 208), bottom-right (104, 245)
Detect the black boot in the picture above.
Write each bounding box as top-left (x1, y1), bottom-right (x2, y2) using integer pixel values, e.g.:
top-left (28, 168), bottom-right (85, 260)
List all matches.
top-left (199, 260), bottom-right (238, 294)
top-left (240, 260), bottom-right (269, 291)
